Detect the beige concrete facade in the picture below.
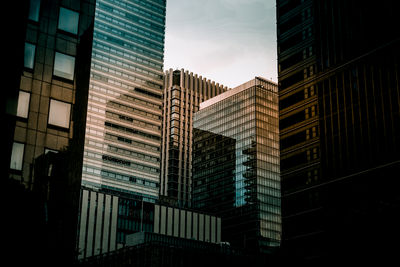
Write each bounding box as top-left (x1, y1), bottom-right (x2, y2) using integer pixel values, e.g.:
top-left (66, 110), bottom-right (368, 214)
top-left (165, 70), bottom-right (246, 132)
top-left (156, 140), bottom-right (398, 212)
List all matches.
top-left (160, 69), bottom-right (229, 206)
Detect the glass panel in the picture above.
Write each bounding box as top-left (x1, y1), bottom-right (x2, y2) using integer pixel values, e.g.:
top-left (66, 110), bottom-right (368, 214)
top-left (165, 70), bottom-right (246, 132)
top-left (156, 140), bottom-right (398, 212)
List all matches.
top-left (58, 7), bottom-right (79, 35)
top-left (17, 91), bottom-right (30, 118)
top-left (48, 99), bottom-right (71, 128)
top-left (10, 142), bottom-right (24, 170)
top-left (53, 52), bottom-right (75, 80)
top-left (24, 43), bottom-right (35, 69)
top-left (28, 0), bottom-right (41, 22)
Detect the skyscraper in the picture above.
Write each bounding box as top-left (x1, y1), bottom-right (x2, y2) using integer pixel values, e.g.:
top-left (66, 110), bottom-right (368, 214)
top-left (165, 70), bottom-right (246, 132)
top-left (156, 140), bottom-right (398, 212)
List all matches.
top-left (160, 69), bottom-right (228, 207)
top-left (277, 0), bottom-right (400, 263)
top-left (81, 0), bottom-right (166, 201)
top-left (192, 77), bottom-right (281, 252)
top-left (77, 0), bottom-right (167, 259)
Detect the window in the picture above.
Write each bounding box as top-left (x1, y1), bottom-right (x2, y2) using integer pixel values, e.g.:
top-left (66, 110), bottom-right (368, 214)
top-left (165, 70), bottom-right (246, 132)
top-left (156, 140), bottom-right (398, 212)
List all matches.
top-left (28, 0), bottom-right (41, 22)
top-left (58, 7), bottom-right (79, 35)
top-left (24, 42), bottom-right (36, 69)
top-left (48, 99), bottom-right (71, 129)
top-left (53, 52), bottom-right (75, 80)
top-left (17, 91), bottom-right (30, 118)
top-left (10, 142), bottom-right (25, 170)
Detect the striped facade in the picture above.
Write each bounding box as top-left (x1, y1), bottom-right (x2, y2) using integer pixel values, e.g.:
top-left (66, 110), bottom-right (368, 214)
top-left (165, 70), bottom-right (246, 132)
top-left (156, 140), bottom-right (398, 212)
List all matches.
top-left (77, 188), bottom-right (221, 260)
top-left (81, 0), bottom-right (166, 201)
top-left (160, 69), bottom-right (228, 206)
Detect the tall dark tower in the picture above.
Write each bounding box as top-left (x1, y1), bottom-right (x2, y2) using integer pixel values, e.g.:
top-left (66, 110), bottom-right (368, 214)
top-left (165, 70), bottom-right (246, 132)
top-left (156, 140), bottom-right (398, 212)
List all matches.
top-left (277, 0), bottom-right (400, 263)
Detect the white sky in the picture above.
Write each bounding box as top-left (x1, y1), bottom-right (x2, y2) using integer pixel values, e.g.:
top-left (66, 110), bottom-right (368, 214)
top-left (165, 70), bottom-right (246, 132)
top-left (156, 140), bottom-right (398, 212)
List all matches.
top-left (163, 0), bottom-right (277, 89)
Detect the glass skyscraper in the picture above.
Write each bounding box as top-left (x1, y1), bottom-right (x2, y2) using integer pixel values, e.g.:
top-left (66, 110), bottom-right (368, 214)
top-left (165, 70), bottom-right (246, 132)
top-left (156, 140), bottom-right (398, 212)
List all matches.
top-left (192, 77), bottom-right (281, 251)
top-left (81, 0), bottom-right (166, 202)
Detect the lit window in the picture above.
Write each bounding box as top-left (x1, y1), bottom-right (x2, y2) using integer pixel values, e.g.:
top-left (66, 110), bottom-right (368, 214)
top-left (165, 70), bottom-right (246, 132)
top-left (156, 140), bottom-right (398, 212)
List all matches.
top-left (10, 142), bottom-right (25, 170)
top-left (17, 91), bottom-right (30, 118)
top-left (24, 42), bottom-right (36, 69)
top-left (28, 0), bottom-right (41, 22)
top-left (53, 52), bottom-right (75, 80)
top-left (58, 7), bottom-right (79, 35)
top-left (48, 99), bottom-right (71, 129)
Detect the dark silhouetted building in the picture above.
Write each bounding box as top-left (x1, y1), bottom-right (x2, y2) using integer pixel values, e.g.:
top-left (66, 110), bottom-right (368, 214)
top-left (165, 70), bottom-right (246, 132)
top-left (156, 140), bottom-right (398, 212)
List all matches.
top-left (277, 0), bottom-right (400, 263)
top-left (3, 0), bottom-right (95, 265)
top-left (192, 77), bottom-right (281, 254)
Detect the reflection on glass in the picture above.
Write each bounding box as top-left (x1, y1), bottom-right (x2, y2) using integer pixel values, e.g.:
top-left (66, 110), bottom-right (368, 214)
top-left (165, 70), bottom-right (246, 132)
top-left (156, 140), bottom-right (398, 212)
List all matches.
top-left (48, 99), bottom-right (71, 128)
top-left (28, 0), bottom-right (41, 22)
top-left (58, 7), bottom-right (79, 35)
top-left (17, 91), bottom-right (30, 118)
top-left (53, 52), bottom-right (75, 80)
top-left (10, 142), bottom-right (25, 170)
top-left (24, 42), bottom-right (35, 69)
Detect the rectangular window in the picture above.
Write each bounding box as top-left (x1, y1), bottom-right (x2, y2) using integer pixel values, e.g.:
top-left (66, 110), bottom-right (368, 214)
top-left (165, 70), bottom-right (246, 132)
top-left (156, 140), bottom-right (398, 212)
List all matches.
top-left (24, 42), bottom-right (36, 69)
top-left (28, 0), bottom-right (41, 22)
top-left (58, 7), bottom-right (79, 35)
top-left (10, 142), bottom-right (25, 170)
top-left (48, 99), bottom-right (71, 129)
top-left (17, 91), bottom-right (30, 118)
top-left (53, 52), bottom-right (75, 80)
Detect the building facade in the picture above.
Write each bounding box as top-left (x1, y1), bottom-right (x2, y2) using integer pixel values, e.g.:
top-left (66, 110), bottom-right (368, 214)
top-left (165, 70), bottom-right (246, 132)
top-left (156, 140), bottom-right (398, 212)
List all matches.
top-left (160, 69), bottom-right (228, 207)
top-left (77, 187), bottom-right (221, 259)
top-left (8, 0), bottom-right (95, 190)
top-left (192, 77), bottom-right (281, 252)
top-left (277, 0), bottom-right (400, 263)
top-left (81, 0), bottom-right (166, 202)
top-left (4, 0), bottom-right (96, 265)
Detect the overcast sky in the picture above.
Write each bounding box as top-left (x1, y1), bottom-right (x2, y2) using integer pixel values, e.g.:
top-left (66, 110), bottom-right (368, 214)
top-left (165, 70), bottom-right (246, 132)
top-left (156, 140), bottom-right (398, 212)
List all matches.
top-left (163, 0), bottom-right (277, 89)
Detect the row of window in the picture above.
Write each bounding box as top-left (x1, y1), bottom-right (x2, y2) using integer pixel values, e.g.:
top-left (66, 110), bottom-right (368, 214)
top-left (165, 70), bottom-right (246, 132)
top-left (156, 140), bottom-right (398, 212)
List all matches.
top-left (82, 165), bottom-right (159, 188)
top-left (25, 43), bottom-right (75, 81)
top-left (17, 91), bottom-right (71, 129)
top-left (104, 132), bottom-right (159, 152)
top-left (29, 1), bottom-right (80, 35)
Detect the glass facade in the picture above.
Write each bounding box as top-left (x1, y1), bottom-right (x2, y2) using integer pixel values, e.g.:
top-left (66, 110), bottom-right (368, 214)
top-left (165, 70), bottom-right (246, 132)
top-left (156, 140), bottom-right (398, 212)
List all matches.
top-left (81, 0), bottom-right (166, 201)
top-left (192, 77), bottom-right (281, 249)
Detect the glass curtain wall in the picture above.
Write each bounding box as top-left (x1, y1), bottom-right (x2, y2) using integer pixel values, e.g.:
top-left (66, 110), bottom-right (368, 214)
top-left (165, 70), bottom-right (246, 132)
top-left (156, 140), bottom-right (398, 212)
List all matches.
top-left (81, 0), bottom-right (166, 201)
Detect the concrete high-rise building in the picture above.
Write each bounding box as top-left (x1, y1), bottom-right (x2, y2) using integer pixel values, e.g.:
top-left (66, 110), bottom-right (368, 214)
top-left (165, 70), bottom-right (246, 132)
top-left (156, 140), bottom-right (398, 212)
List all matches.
top-left (160, 69), bottom-right (228, 207)
top-left (192, 77), bottom-right (281, 252)
top-left (277, 0), bottom-right (400, 263)
top-left (81, 0), bottom-right (166, 201)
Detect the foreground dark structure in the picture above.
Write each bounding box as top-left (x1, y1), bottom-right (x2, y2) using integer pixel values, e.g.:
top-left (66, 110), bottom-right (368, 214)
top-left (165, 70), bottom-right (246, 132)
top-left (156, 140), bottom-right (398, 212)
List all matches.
top-left (277, 0), bottom-right (400, 263)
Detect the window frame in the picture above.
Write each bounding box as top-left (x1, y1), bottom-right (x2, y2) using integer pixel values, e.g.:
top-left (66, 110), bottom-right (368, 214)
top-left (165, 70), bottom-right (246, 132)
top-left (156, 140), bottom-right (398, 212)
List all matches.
top-left (10, 142), bottom-right (25, 171)
top-left (57, 7), bottom-right (80, 35)
top-left (24, 42), bottom-right (36, 70)
top-left (16, 91), bottom-right (31, 119)
top-left (47, 98), bottom-right (72, 130)
top-left (53, 51), bottom-right (76, 82)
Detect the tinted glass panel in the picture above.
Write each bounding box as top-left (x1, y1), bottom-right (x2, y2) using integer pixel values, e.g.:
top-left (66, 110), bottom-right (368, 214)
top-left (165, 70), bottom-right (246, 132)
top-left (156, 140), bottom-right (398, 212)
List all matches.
top-left (17, 91), bottom-right (30, 118)
top-left (53, 52), bottom-right (75, 80)
top-left (24, 43), bottom-right (35, 69)
top-left (48, 99), bottom-right (71, 128)
top-left (58, 7), bottom-right (79, 34)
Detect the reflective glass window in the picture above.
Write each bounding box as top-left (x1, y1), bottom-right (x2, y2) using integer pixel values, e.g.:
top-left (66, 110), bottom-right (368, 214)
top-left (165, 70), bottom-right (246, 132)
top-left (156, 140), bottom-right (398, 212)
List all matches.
top-left (58, 7), bottom-right (79, 35)
top-left (28, 0), bottom-right (41, 22)
top-left (10, 142), bottom-right (25, 170)
top-left (24, 42), bottom-right (35, 69)
top-left (17, 91), bottom-right (30, 118)
top-left (48, 99), bottom-right (71, 129)
top-left (53, 52), bottom-right (75, 80)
